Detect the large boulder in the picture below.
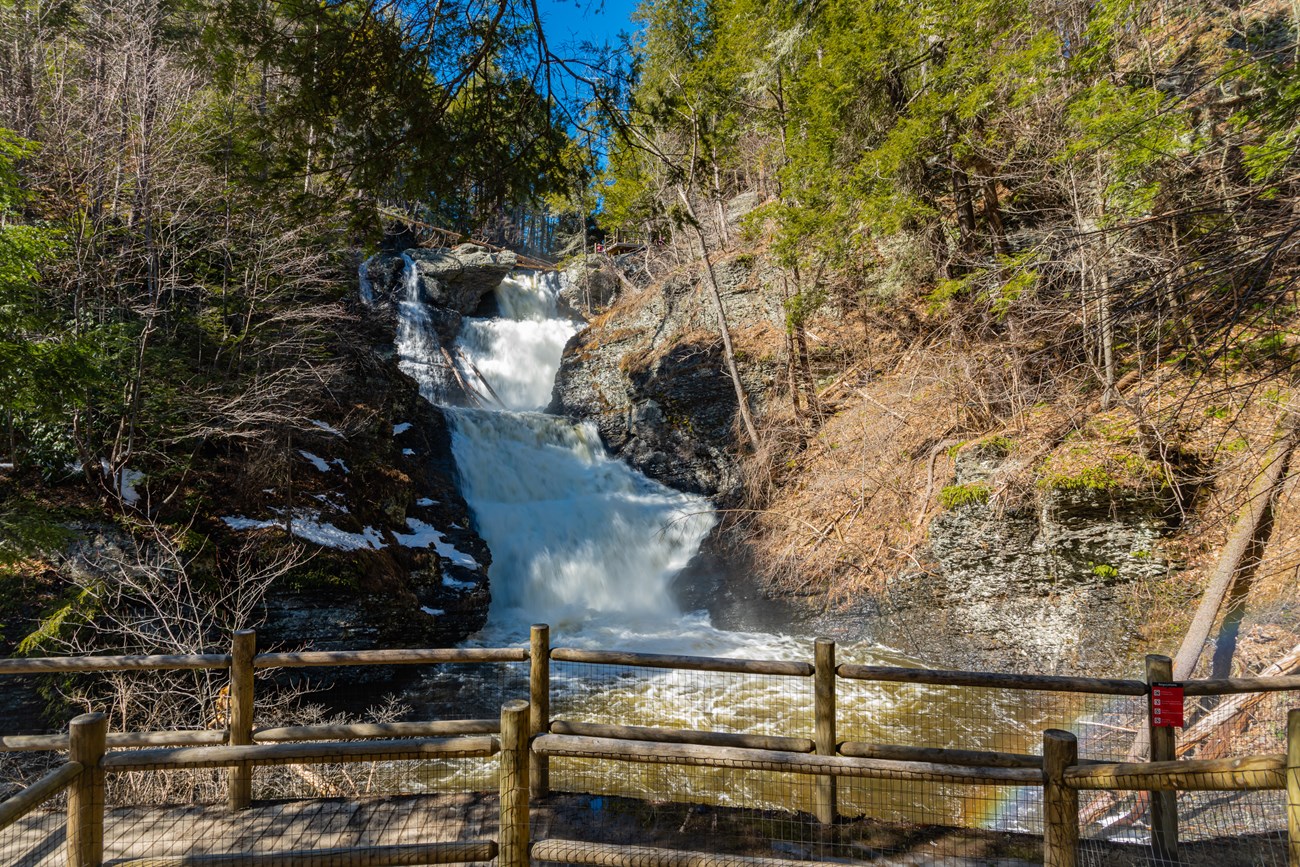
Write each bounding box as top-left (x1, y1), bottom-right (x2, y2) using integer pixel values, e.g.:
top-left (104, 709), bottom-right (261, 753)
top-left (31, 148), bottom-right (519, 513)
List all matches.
top-left (361, 244), bottom-right (517, 316)
top-left (558, 255), bottom-right (624, 316)
top-left (414, 245), bottom-right (517, 314)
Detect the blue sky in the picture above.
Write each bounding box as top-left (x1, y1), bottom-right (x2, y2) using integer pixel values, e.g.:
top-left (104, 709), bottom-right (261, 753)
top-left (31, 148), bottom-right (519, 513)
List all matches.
top-left (535, 0), bottom-right (642, 55)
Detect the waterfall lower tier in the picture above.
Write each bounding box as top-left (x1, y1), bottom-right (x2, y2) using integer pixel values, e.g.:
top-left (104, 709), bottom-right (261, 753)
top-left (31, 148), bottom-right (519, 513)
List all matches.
top-left (446, 408), bottom-right (715, 635)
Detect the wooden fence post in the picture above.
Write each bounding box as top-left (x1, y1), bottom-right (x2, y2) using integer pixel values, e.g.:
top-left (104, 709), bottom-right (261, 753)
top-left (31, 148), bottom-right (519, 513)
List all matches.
top-left (500, 699), bottom-right (530, 867)
top-left (67, 712), bottom-right (106, 867)
top-left (1043, 728), bottom-right (1078, 867)
top-left (1146, 654), bottom-right (1178, 861)
top-left (530, 624), bottom-right (550, 799)
top-left (1288, 708), bottom-right (1300, 867)
top-left (814, 638), bottom-right (837, 825)
top-left (229, 629), bottom-right (256, 811)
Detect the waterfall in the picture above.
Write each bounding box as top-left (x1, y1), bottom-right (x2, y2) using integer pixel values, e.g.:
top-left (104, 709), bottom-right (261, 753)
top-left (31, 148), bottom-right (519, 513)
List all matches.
top-left (446, 408), bottom-right (714, 631)
top-left (358, 254), bottom-right (376, 304)
top-left (456, 275), bottom-right (578, 411)
top-left (404, 269), bottom-right (719, 638)
top-left (394, 254), bottom-right (457, 405)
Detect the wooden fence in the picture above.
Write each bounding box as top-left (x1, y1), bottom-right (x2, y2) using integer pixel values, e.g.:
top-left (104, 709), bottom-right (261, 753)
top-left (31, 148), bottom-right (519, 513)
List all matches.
top-left (0, 626), bottom-right (1298, 865)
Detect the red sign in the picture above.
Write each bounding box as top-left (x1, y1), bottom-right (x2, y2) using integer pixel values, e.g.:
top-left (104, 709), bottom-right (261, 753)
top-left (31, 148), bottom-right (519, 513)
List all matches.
top-left (1150, 683), bottom-right (1185, 727)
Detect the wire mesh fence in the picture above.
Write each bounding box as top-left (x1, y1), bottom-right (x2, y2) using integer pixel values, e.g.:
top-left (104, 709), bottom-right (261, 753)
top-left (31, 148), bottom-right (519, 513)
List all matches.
top-left (1077, 790), bottom-right (1289, 866)
top-left (537, 757), bottom-right (1049, 865)
top-left (549, 660), bottom-right (814, 737)
top-left (4, 641), bottom-right (1300, 866)
top-left (0, 792), bottom-right (65, 867)
top-left (101, 752), bottom-right (501, 863)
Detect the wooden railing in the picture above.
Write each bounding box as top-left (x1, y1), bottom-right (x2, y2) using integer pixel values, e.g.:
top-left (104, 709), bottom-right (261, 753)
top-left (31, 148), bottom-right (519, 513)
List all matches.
top-left (2, 626), bottom-right (1298, 865)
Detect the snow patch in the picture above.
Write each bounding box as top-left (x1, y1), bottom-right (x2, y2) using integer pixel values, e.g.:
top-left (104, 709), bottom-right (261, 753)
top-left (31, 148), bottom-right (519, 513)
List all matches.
top-left (402, 448), bottom-right (416, 456)
top-left (299, 450), bottom-right (330, 472)
top-left (443, 573), bottom-right (476, 592)
top-left (332, 458), bottom-right (350, 474)
top-left (311, 493), bottom-right (349, 513)
top-left (393, 422), bottom-right (412, 435)
top-left (101, 460), bottom-right (144, 505)
top-left (223, 512), bottom-right (384, 552)
top-left (310, 420), bottom-right (343, 437)
top-left (416, 498), bottom-right (436, 507)
top-left (222, 516), bottom-right (278, 531)
top-left (393, 518), bottom-right (481, 568)
top-left (420, 606), bottom-right (445, 617)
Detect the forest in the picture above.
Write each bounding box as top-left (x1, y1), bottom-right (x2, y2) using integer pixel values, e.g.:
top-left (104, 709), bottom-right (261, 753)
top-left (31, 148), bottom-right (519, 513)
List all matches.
top-left (1, 0), bottom-right (1299, 680)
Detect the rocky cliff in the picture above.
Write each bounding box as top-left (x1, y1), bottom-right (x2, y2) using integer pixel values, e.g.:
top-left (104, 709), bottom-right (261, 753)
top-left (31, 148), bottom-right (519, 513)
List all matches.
top-left (550, 255), bottom-right (783, 505)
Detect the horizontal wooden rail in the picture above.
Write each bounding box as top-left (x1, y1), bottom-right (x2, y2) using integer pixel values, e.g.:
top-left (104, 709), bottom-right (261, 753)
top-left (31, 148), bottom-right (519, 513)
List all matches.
top-left (102, 735), bottom-right (498, 771)
top-left (0, 761), bottom-right (82, 832)
top-left (1065, 753), bottom-right (1285, 791)
top-left (835, 664), bottom-right (1147, 695)
top-left (531, 734), bottom-right (1042, 785)
top-left (840, 741), bottom-right (1041, 769)
top-left (113, 840), bottom-right (498, 866)
top-left (549, 720), bottom-right (815, 753)
top-left (551, 648), bottom-right (813, 677)
top-left (532, 840), bottom-right (844, 867)
top-left (253, 720), bottom-right (498, 742)
top-left (0, 654), bottom-right (230, 674)
top-left (1, 729), bottom-right (227, 752)
top-left (1181, 675), bottom-right (1300, 696)
top-left (254, 648), bottom-right (526, 668)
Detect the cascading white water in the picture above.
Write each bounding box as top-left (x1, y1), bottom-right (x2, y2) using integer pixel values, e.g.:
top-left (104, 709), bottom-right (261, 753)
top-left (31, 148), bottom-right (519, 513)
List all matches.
top-left (394, 254), bottom-right (457, 404)
top-left (446, 408), bottom-right (714, 631)
top-left (430, 269), bottom-right (716, 637)
top-left (456, 273), bottom-right (578, 411)
top-left (358, 254), bottom-right (376, 304)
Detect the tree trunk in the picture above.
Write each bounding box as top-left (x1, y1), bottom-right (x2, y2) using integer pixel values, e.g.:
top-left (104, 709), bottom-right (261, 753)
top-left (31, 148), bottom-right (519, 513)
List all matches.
top-left (675, 185), bottom-right (761, 452)
top-left (1171, 417), bottom-right (1298, 680)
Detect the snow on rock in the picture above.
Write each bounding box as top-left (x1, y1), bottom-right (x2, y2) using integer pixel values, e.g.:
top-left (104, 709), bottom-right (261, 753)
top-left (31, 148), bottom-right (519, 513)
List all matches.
top-left (420, 606), bottom-right (445, 617)
top-left (393, 518), bottom-right (481, 568)
top-left (442, 573), bottom-right (476, 591)
top-left (332, 458), bottom-right (350, 474)
top-left (402, 448), bottom-right (416, 456)
top-left (223, 512), bottom-right (384, 551)
top-left (223, 516), bottom-right (278, 531)
top-left (291, 518), bottom-right (385, 551)
top-left (310, 420), bottom-right (343, 437)
top-left (416, 498), bottom-right (436, 507)
top-left (310, 493), bottom-right (350, 513)
top-left (393, 422), bottom-right (412, 435)
top-left (101, 460), bottom-right (144, 505)
top-left (299, 450), bottom-right (331, 472)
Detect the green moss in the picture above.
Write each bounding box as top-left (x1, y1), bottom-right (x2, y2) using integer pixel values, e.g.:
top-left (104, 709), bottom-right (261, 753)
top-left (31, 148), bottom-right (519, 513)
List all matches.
top-left (939, 482), bottom-right (991, 510)
top-left (980, 435), bottom-right (1015, 456)
top-left (1091, 563), bottom-right (1119, 579)
top-left (1041, 465), bottom-right (1121, 492)
top-left (282, 558), bottom-right (362, 593)
top-left (1039, 444), bottom-right (1167, 493)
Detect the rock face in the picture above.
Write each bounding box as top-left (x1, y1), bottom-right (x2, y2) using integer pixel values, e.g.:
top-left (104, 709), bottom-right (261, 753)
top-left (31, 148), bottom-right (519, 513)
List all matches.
top-left (557, 255), bottom-right (625, 316)
top-left (883, 445), bottom-right (1176, 674)
top-left (550, 256), bottom-right (782, 504)
top-left (363, 244), bottom-right (517, 317)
